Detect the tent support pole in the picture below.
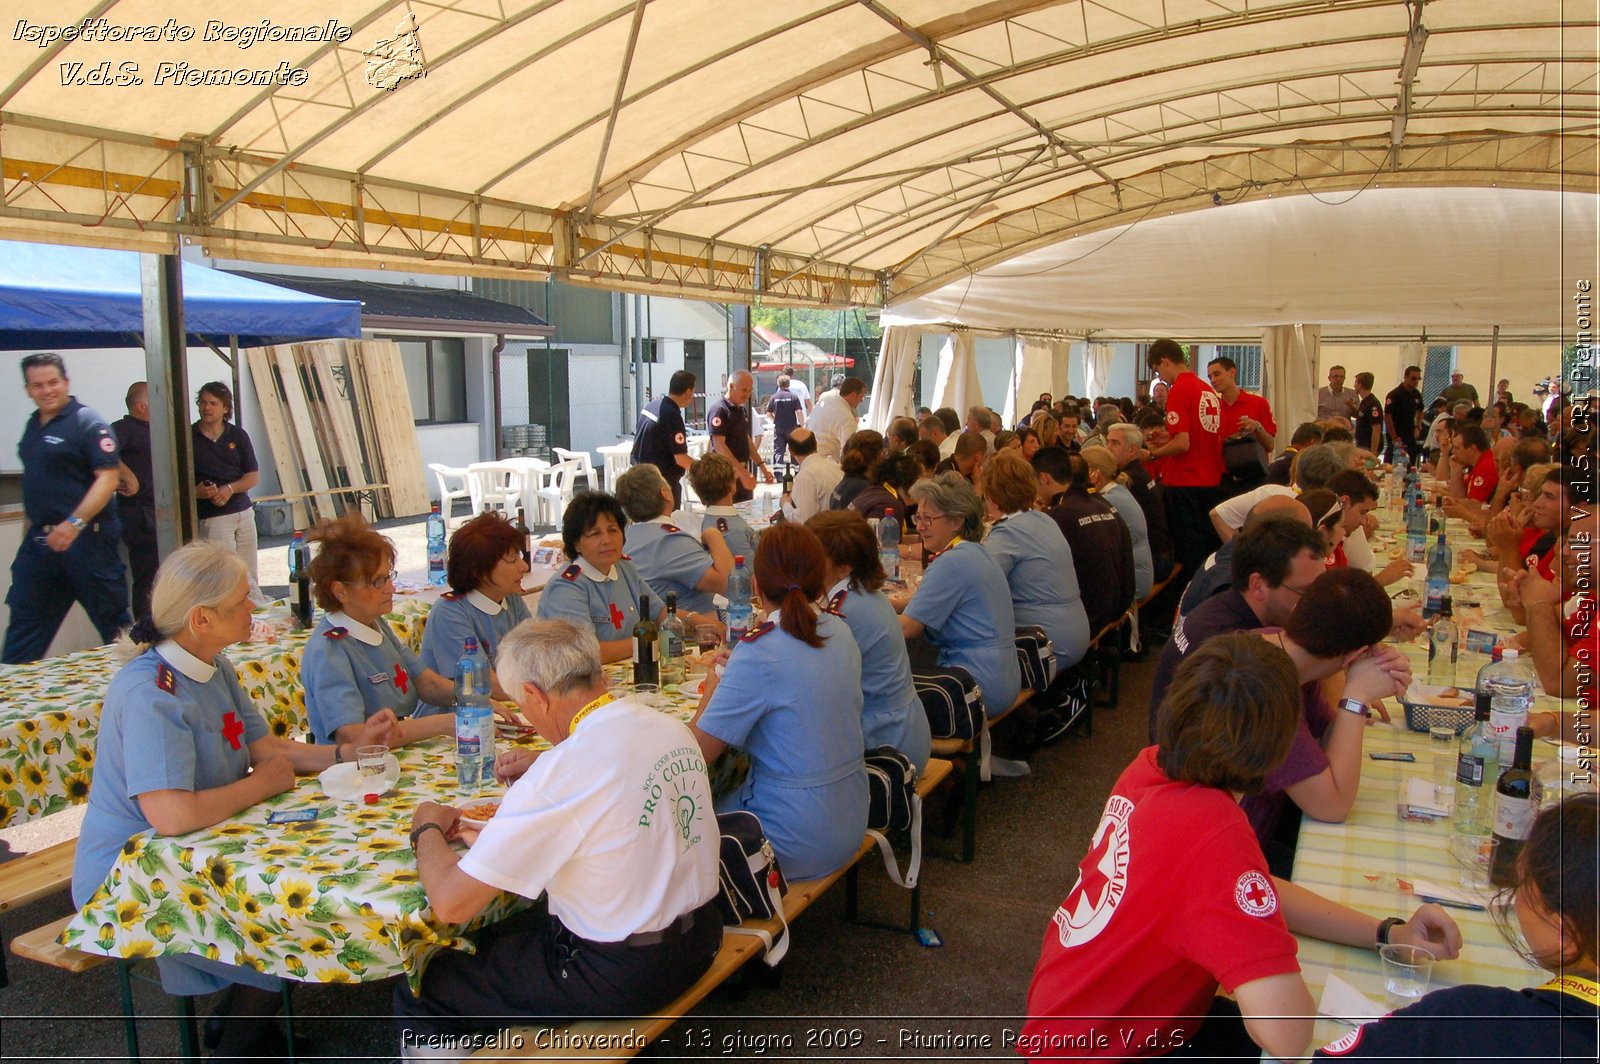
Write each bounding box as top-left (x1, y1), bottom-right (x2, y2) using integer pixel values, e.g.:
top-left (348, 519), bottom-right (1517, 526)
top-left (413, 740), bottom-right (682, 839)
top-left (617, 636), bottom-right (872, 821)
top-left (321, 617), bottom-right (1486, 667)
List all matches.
top-left (230, 335), bottom-right (241, 428)
top-left (1487, 325), bottom-right (1499, 403)
top-left (141, 253), bottom-right (198, 553)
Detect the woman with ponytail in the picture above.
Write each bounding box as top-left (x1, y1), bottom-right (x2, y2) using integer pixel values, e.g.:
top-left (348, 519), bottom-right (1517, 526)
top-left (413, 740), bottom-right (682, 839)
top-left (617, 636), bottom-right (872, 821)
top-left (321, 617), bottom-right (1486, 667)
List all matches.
top-left (689, 523), bottom-right (868, 880)
top-left (72, 541), bottom-right (396, 1060)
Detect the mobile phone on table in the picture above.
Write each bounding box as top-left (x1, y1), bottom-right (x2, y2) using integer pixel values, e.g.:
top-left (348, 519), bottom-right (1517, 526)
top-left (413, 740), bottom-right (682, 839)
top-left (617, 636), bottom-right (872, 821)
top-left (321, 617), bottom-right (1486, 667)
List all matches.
top-left (267, 808), bottom-right (321, 824)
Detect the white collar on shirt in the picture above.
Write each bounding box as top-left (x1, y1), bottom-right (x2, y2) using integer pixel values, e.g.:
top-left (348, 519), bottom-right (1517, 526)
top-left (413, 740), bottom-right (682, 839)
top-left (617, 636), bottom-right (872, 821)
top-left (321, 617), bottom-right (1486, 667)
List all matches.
top-left (155, 639), bottom-right (217, 683)
top-left (704, 504), bottom-right (738, 516)
top-left (465, 589), bottom-right (504, 615)
top-left (327, 611), bottom-right (383, 646)
top-left (577, 557), bottom-right (620, 583)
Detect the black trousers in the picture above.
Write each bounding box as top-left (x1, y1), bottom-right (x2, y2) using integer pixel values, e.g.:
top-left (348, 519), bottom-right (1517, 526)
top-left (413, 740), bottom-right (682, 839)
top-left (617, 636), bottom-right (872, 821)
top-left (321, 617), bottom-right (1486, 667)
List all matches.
top-left (394, 899), bottom-right (722, 1042)
top-left (1162, 485), bottom-right (1223, 597)
top-left (120, 504), bottom-right (159, 623)
top-left (3, 525), bottom-right (130, 664)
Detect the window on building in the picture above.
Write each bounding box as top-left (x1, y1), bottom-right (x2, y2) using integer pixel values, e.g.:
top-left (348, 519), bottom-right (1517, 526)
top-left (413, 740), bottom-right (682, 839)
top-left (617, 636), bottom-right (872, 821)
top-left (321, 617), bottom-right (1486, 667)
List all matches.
top-left (387, 336), bottom-right (467, 424)
top-left (1214, 344), bottom-right (1264, 390)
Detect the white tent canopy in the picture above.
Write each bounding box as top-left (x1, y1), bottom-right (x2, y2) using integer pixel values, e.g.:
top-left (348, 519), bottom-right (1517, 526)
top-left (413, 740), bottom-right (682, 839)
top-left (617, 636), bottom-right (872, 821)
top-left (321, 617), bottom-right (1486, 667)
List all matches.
top-left (882, 187), bottom-right (1598, 335)
top-left (0, 1), bottom-right (1592, 307)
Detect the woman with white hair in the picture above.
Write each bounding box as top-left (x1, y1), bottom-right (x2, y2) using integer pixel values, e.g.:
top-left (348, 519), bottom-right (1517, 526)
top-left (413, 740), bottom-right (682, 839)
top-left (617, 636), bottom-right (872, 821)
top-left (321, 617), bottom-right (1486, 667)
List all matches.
top-left (897, 473), bottom-right (1021, 718)
top-left (72, 541), bottom-right (398, 1060)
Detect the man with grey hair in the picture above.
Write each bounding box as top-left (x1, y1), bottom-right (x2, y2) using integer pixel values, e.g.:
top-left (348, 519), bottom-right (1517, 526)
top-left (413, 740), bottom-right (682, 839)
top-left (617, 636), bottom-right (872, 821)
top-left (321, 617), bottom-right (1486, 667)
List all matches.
top-left (615, 464), bottom-right (732, 615)
top-left (1105, 422), bottom-right (1174, 583)
top-left (708, 370), bottom-right (772, 502)
top-left (399, 619), bottom-right (722, 1059)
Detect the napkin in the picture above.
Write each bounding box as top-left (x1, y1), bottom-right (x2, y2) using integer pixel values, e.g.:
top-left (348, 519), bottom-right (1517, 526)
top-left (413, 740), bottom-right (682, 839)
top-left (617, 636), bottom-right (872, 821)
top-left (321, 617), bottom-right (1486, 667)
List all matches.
top-left (1404, 777), bottom-right (1453, 817)
top-left (1318, 973), bottom-right (1388, 1024)
top-left (1408, 876), bottom-right (1488, 910)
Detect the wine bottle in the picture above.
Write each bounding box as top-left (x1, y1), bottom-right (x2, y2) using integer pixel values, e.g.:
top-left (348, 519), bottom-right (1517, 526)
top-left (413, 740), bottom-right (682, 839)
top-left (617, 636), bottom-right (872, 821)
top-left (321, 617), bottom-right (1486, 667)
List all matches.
top-left (515, 506), bottom-right (532, 566)
top-left (1489, 725), bottom-right (1541, 886)
top-left (632, 595), bottom-right (659, 685)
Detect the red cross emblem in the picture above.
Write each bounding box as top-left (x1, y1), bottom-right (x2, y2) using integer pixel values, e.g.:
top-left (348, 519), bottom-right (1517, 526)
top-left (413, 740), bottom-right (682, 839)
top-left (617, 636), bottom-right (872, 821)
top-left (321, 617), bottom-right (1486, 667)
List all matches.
top-left (393, 664), bottom-right (410, 694)
top-left (1050, 795), bottom-right (1131, 949)
top-left (1234, 870), bottom-right (1278, 917)
top-left (608, 602), bottom-right (626, 630)
top-left (1068, 825), bottom-right (1116, 911)
top-left (222, 711), bottom-right (244, 750)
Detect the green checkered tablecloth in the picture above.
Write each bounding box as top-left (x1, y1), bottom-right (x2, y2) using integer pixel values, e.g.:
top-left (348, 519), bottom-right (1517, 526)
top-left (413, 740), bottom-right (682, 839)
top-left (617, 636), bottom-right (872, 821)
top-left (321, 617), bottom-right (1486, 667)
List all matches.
top-left (0, 597), bottom-right (431, 827)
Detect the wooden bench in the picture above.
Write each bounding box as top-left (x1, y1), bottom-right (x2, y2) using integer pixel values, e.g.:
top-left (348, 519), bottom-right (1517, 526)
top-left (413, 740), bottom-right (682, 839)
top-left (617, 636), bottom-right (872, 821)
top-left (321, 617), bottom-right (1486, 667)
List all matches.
top-left (470, 758), bottom-right (954, 1062)
top-left (0, 838), bottom-right (77, 987)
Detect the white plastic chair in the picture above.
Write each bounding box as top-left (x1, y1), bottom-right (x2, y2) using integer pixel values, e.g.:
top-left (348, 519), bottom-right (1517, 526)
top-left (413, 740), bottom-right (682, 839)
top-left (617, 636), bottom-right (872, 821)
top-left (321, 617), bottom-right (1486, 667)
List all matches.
top-left (467, 461), bottom-right (521, 516)
top-left (552, 448), bottom-right (601, 493)
top-left (536, 460), bottom-right (582, 525)
top-left (597, 442), bottom-right (634, 492)
top-left (429, 463), bottom-right (473, 527)
top-left (501, 457), bottom-right (551, 522)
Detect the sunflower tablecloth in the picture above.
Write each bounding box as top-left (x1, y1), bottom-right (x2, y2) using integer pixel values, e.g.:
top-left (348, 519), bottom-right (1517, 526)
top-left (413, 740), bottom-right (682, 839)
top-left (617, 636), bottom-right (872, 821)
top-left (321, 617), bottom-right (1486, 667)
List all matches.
top-left (0, 597), bottom-right (432, 828)
top-left (62, 672), bottom-right (719, 991)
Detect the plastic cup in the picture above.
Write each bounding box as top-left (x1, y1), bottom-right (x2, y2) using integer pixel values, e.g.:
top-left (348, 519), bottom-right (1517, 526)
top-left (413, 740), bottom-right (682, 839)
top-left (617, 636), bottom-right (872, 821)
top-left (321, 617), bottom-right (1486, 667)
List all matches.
top-left (1430, 726), bottom-right (1457, 794)
top-left (631, 682), bottom-right (662, 707)
top-left (1379, 943), bottom-right (1435, 1007)
top-left (356, 744), bottom-right (388, 778)
top-left (1449, 833), bottom-right (1499, 889)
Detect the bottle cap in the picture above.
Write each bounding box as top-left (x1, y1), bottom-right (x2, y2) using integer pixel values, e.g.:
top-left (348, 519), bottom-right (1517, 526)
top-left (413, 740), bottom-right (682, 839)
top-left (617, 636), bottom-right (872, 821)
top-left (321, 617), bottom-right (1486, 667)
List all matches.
top-left (464, 637), bottom-right (479, 652)
top-left (1501, 648), bottom-right (1518, 659)
top-left (734, 555), bottom-right (745, 565)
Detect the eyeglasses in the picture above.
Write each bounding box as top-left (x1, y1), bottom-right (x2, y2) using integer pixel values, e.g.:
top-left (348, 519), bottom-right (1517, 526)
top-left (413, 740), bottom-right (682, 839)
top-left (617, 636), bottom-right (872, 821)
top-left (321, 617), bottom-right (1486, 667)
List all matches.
top-left (353, 569), bottom-right (398, 588)
top-left (911, 511), bottom-right (949, 527)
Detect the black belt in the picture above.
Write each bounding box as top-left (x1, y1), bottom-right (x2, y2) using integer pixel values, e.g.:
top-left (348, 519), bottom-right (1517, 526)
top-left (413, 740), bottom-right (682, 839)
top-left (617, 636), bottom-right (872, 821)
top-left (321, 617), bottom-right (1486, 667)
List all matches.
top-left (37, 522), bottom-right (103, 534)
top-left (621, 901), bottom-right (715, 947)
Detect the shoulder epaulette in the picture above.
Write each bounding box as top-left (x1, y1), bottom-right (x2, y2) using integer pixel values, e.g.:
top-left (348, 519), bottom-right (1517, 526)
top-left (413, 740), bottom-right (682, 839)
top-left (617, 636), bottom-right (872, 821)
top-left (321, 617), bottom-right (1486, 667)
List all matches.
top-left (827, 588), bottom-right (848, 613)
top-left (740, 621), bottom-right (776, 643)
top-left (660, 523), bottom-right (681, 533)
top-left (560, 564), bottom-right (581, 581)
top-left (155, 661), bottom-right (177, 693)
top-left (324, 626), bottom-right (348, 640)
top-left (440, 590), bottom-right (461, 600)
top-left (715, 517), bottom-right (730, 533)
top-left (620, 553), bottom-right (633, 562)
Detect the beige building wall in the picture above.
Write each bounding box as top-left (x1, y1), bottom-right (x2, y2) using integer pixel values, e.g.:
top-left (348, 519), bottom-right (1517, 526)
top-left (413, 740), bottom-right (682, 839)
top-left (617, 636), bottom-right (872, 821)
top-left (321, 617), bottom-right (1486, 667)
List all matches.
top-left (1315, 344), bottom-right (1562, 404)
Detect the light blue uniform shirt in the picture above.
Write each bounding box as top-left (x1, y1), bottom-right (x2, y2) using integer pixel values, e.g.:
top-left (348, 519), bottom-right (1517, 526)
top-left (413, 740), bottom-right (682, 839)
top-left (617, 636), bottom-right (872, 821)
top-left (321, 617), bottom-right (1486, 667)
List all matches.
top-left (534, 556), bottom-right (661, 641)
top-left (73, 642), bottom-right (277, 995)
top-left (1101, 483), bottom-right (1153, 599)
top-left (420, 589), bottom-right (533, 680)
top-left (300, 611), bottom-right (428, 743)
top-left (623, 521), bottom-right (717, 614)
top-left (904, 539), bottom-right (1021, 718)
top-left (699, 506), bottom-right (759, 564)
top-left (826, 579), bottom-right (930, 772)
top-left (697, 610), bottom-right (868, 880)
top-left (982, 510), bottom-right (1091, 669)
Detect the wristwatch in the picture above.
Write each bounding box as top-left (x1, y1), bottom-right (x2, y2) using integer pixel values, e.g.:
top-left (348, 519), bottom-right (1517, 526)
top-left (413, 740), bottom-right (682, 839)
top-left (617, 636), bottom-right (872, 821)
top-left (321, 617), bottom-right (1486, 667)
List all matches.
top-left (409, 822), bottom-right (447, 849)
top-left (1376, 916), bottom-right (1404, 946)
top-left (1338, 697), bottom-right (1370, 718)
top-left (64, 515), bottom-right (87, 531)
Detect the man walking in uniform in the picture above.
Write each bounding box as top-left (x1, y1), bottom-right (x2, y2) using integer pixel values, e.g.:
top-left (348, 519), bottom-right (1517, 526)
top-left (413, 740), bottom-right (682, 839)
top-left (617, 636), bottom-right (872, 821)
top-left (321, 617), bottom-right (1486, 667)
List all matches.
top-left (631, 371), bottom-right (696, 508)
top-left (1384, 365), bottom-right (1425, 465)
top-left (765, 375), bottom-right (803, 466)
top-left (112, 381), bottom-right (159, 622)
top-left (4, 353), bottom-right (131, 663)
top-left (1144, 340), bottom-right (1224, 597)
top-left (707, 371), bottom-right (772, 503)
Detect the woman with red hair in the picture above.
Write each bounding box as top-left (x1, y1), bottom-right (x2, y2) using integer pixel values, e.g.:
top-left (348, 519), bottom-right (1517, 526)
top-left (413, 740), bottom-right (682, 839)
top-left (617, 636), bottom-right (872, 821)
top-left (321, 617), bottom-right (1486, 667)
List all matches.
top-left (420, 512), bottom-right (532, 701)
top-left (689, 523), bottom-right (868, 880)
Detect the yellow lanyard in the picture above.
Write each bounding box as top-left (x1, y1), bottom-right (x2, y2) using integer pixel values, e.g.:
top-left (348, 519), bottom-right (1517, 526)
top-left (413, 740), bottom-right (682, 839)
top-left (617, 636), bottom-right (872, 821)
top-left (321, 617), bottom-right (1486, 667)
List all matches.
top-left (1539, 975), bottom-right (1599, 1005)
top-left (568, 692), bottom-right (616, 734)
top-left (925, 535), bottom-right (965, 567)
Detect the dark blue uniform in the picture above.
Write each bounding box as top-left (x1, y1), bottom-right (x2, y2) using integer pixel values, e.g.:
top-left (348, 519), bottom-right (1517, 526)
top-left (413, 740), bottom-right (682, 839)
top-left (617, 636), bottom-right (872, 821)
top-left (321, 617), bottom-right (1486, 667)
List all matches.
top-left (632, 396), bottom-right (689, 507)
top-left (765, 386), bottom-right (802, 463)
top-left (4, 398), bottom-right (129, 663)
top-left (707, 396), bottom-right (753, 503)
top-left (112, 413), bottom-right (158, 621)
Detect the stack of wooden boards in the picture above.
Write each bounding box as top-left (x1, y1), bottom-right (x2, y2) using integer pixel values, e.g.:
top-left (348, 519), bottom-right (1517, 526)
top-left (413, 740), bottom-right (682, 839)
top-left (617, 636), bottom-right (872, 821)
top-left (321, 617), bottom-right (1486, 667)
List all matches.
top-left (244, 340), bottom-right (431, 528)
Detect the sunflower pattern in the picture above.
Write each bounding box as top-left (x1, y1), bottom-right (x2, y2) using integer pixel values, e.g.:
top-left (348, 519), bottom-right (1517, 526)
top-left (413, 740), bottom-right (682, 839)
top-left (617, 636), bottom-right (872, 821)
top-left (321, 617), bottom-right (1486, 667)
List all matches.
top-left (0, 599), bottom-right (430, 827)
top-left (64, 664), bottom-right (722, 993)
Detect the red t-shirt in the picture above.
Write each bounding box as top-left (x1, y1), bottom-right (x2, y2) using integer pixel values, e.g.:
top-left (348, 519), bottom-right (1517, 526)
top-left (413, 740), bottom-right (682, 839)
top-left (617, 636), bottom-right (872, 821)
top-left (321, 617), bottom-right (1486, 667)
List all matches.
top-left (1162, 372), bottom-right (1224, 487)
top-left (1021, 747), bottom-right (1300, 1058)
top-left (1517, 526), bottom-right (1559, 583)
top-left (1466, 450), bottom-right (1499, 503)
top-left (1218, 390), bottom-right (1277, 442)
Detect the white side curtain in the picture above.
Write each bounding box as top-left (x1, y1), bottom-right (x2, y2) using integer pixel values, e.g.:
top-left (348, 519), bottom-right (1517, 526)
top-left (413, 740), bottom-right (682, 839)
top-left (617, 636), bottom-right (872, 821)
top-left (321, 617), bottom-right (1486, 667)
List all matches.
top-left (1005, 337), bottom-right (1059, 425)
top-left (931, 332), bottom-right (982, 414)
top-left (1084, 342), bottom-right (1115, 400)
top-left (1261, 324), bottom-right (1320, 437)
top-left (866, 325), bottom-right (922, 431)
top-left (1399, 340), bottom-right (1424, 383)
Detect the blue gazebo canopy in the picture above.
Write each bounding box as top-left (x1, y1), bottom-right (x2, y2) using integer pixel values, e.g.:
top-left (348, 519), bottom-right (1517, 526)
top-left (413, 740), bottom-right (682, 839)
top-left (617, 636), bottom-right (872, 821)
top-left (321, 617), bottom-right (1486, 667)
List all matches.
top-left (0, 241), bottom-right (362, 349)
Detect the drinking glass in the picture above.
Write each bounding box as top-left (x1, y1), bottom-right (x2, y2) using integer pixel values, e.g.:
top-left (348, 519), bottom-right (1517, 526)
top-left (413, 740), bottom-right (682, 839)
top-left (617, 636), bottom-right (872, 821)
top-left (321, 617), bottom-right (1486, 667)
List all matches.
top-left (1449, 833), bottom-right (1498, 890)
top-left (695, 624), bottom-right (721, 654)
top-left (356, 744), bottom-right (388, 778)
top-left (1379, 944), bottom-right (1435, 1007)
top-left (1430, 725), bottom-right (1457, 799)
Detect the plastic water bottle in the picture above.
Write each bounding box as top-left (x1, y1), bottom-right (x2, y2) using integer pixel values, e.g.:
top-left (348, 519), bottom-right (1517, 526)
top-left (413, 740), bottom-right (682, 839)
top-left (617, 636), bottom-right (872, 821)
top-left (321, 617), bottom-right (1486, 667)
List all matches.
top-left (1405, 493), bottom-right (1428, 563)
top-left (1482, 649), bottom-right (1536, 765)
top-left (726, 555), bottom-right (753, 646)
top-left (454, 638), bottom-right (495, 792)
top-left (287, 531), bottom-right (312, 628)
top-left (878, 507), bottom-right (901, 582)
top-left (1423, 533), bottom-right (1451, 616)
top-left (427, 505), bottom-right (447, 586)
top-left (1454, 695), bottom-right (1499, 835)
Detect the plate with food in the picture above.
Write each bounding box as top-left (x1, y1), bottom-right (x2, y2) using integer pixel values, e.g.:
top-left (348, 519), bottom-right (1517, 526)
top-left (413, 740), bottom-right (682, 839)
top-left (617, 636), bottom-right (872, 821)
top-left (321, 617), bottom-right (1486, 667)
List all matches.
top-left (458, 797), bottom-right (502, 827)
top-left (677, 676), bottom-right (706, 698)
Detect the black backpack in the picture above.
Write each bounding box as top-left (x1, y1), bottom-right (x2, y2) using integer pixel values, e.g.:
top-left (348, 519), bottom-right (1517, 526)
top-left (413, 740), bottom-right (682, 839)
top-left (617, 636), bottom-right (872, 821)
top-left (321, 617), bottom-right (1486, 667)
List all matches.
top-left (864, 746), bottom-right (922, 888)
top-left (714, 810), bottom-right (789, 964)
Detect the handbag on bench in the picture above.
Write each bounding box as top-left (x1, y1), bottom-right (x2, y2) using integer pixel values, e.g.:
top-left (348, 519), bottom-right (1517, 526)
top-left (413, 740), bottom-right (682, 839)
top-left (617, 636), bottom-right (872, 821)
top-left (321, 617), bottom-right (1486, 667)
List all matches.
top-left (713, 810), bottom-right (790, 965)
top-left (864, 745), bottom-right (922, 888)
